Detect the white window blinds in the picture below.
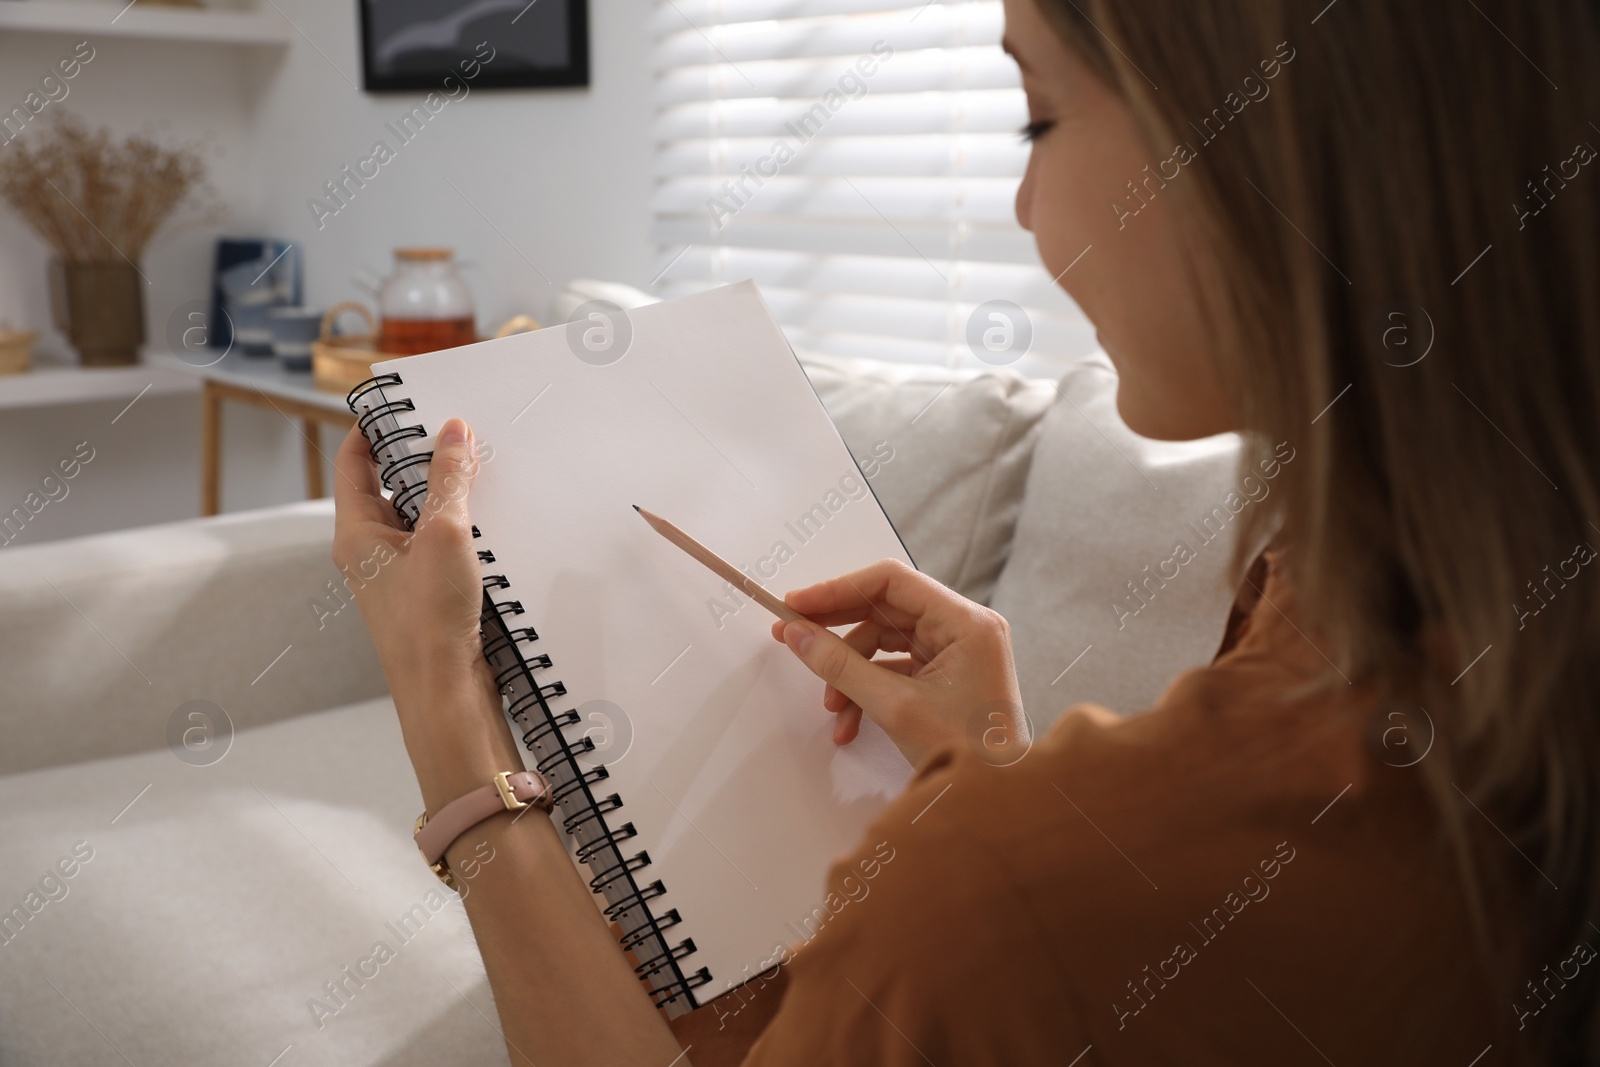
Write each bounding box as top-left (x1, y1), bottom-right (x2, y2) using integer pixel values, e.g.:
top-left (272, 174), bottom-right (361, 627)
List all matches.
top-left (650, 0), bottom-right (1097, 377)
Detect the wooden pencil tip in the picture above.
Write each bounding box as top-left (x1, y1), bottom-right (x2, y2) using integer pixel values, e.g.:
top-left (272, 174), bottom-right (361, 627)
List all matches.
top-left (632, 504), bottom-right (641, 512)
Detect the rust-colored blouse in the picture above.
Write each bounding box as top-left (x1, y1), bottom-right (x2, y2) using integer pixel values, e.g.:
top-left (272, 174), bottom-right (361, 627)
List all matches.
top-left (674, 557), bottom-right (1512, 1065)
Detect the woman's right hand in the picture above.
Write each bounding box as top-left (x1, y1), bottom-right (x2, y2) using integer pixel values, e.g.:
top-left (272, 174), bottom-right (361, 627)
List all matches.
top-left (770, 558), bottom-right (1027, 768)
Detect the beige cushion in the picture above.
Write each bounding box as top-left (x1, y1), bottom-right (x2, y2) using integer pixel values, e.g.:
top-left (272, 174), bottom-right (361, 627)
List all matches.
top-left (0, 501), bottom-right (386, 775)
top-left (988, 358), bottom-right (1245, 728)
top-left (0, 697), bottom-right (511, 1067)
top-left (799, 351), bottom-right (1057, 605)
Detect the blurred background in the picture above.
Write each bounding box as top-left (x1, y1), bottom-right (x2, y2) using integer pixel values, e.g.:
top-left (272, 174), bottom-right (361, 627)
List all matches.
top-left (0, 0), bottom-right (1096, 543)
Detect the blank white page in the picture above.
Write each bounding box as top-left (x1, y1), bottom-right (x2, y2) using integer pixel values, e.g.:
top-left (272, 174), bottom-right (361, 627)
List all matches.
top-left (381, 281), bottom-right (914, 1001)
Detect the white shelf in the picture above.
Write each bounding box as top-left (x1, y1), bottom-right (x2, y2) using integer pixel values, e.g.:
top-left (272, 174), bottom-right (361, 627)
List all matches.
top-left (0, 359), bottom-right (196, 412)
top-left (0, 1), bottom-right (291, 45)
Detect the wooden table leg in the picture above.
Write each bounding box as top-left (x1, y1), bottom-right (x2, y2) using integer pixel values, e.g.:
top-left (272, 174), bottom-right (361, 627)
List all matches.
top-left (303, 418), bottom-right (325, 499)
top-left (198, 380), bottom-right (354, 510)
top-left (201, 382), bottom-right (222, 516)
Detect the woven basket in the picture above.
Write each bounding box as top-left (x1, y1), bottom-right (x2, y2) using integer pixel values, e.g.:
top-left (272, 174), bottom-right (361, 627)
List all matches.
top-left (0, 330), bottom-right (37, 376)
top-left (311, 303), bottom-right (541, 393)
top-left (311, 302), bottom-right (382, 393)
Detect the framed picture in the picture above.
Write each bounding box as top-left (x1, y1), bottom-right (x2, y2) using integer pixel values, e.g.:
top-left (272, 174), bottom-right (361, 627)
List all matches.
top-left (358, 0), bottom-right (589, 93)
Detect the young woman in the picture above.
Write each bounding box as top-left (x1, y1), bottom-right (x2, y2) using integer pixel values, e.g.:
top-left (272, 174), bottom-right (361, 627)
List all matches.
top-left (333, 0), bottom-right (1599, 1062)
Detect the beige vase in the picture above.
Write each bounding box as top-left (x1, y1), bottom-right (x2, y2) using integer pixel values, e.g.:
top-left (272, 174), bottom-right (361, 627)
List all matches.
top-left (49, 260), bottom-right (145, 366)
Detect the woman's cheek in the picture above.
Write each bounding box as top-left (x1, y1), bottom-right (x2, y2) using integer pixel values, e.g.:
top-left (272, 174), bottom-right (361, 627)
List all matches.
top-left (1027, 148), bottom-right (1108, 321)
top-left (1021, 151), bottom-right (1072, 275)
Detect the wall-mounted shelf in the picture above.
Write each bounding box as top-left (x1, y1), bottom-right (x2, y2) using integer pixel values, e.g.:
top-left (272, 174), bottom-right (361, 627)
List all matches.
top-left (0, 1), bottom-right (291, 46)
top-left (0, 358), bottom-right (196, 413)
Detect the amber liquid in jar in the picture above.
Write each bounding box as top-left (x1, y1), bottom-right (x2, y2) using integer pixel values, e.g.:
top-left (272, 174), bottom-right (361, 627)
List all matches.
top-left (378, 315), bottom-right (477, 356)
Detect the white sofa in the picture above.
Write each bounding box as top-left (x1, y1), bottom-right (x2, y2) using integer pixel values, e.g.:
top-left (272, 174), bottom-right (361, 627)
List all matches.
top-left (0, 349), bottom-right (1240, 1065)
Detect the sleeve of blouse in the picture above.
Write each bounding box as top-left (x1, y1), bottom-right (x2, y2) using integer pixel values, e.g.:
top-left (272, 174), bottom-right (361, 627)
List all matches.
top-left (735, 747), bottom-right (1090, 1067)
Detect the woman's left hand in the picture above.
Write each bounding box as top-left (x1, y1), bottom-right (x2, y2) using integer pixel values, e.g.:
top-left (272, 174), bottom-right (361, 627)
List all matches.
top-left (331, 419), bottom-right (520, 812)
top-left (332, 420), bottom-right (690, 1067)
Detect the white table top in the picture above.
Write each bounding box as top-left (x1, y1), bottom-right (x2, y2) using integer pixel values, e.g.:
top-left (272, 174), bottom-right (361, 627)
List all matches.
top-left (148, 350), bottom-right (359, 416)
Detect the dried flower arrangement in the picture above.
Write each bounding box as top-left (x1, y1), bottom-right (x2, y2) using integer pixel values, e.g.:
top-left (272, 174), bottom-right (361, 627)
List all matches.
top-left (0, 110), bottom-right (210, 265)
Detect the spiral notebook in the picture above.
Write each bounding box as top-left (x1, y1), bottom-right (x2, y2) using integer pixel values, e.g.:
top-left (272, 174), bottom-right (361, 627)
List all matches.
top-left (348, 281), bottom-right (915, 1015)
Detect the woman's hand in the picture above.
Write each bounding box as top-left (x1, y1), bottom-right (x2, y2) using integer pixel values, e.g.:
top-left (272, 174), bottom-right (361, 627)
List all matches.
top-left (332, 419), bottom-right (521, 813)
top-left (770, 558), bottom-right (1027, 768)
top-left (334, 420), bottom-right (690, 1067)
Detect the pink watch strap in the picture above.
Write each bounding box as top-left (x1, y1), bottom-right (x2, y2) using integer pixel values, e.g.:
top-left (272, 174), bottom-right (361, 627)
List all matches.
top-left (414, 770), bottom-right (553, 865)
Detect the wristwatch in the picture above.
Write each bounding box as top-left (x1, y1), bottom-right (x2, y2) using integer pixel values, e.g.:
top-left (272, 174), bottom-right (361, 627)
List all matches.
top-left (413, 769), bottom-right (554, 890)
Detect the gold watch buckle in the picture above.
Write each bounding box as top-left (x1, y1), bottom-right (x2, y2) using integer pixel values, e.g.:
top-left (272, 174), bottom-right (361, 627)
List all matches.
top-left (493, 770), bottom-right (528, 812)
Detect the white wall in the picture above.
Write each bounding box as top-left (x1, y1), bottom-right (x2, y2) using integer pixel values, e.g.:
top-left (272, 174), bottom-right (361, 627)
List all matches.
top-left (246, 0), bottom-right (658, 334)
top-left (0, 1), bottom-right (657, 544)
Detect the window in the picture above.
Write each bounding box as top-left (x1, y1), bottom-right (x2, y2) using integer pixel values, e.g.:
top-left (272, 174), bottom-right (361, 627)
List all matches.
top-left (651, 0), bottom-right (1097, 378)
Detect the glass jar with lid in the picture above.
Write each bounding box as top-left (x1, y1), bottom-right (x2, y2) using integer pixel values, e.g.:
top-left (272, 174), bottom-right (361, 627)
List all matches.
top-left (377, 247), bottom-right (476, 355)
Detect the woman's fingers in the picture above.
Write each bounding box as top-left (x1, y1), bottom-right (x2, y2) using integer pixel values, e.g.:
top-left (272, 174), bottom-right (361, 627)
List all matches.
top-left (412, 419), bottom-right (479, 539)
top-left (783, 559), bottom-right (977, 652)
top-left (783, 558), bottom-right (938, 626)
top-left (830, 658), bottom-right (918, 745)
top-left (827, 625), bottom-right (914, 711)
top-left (333, 423), bottom-right (399, 529)
top-left (842, 619), bottom-right (917, 660)
top-left (781, 619), bottom-right (912, 727)
top-left (776, 564), bottom-right (1020, 765)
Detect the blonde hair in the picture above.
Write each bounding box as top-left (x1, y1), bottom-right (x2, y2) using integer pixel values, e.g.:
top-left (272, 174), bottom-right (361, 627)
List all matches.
top-left (1038, 0), bottom-right (1600, 1060)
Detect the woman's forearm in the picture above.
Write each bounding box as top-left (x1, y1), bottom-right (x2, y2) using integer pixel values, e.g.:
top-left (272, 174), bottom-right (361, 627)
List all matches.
top-left (401, 671), bottom-right (687, 1066)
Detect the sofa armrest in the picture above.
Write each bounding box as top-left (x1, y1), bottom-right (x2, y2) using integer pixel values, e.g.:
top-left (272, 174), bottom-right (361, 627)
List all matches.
top-left (0, 500), bottom-right (387, 775)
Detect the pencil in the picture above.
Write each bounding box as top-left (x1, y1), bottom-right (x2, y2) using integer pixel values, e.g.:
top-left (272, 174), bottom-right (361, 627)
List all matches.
top-left (633, 505), bottom-right (806, 624)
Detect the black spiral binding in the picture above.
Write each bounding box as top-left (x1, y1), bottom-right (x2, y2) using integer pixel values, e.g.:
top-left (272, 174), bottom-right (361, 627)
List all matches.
top-left (347, 374), bottom-right (713, 1016)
